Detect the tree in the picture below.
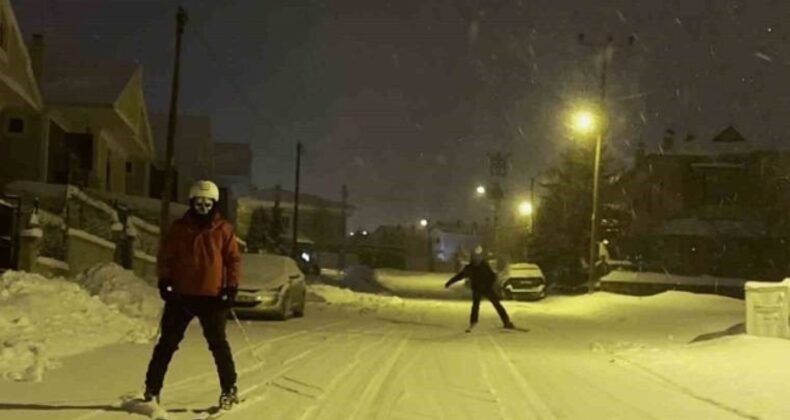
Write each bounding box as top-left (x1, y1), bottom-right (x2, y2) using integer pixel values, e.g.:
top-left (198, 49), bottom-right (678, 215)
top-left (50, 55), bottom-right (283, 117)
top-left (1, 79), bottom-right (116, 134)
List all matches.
top-left (529, 142), bottom-right (622, 286)
top-left (268, 186), bottom-right (285, 254)
top-left (246, 207), bottom-right (270, 253)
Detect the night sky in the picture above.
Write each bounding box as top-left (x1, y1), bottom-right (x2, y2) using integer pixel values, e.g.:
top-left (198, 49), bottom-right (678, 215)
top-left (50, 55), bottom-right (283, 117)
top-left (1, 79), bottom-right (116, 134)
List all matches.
top-left (14, 0), bottom-right (790, 229)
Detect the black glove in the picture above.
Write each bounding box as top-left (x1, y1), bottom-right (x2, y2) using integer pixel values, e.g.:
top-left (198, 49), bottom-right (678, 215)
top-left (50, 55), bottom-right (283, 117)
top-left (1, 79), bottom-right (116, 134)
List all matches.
top-left (158, 278), bottom-right (175, 302)
top-left (220, 286), bottom-right (238, 307)
top-left (444, 280), bottom-right (453, 289)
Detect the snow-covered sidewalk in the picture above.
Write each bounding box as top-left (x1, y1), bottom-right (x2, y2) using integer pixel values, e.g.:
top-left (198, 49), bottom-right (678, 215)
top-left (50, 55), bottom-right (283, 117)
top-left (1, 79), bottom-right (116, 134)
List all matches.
top-left (0, 264), bottom-right (159, 382)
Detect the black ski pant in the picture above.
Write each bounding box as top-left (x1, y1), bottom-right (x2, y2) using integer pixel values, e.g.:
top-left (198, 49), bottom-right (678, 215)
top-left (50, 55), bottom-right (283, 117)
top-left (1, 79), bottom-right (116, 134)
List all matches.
top-left (145, 297), bottom-right (237, 394)
top-left (470, 288), bottom-right (511, 326)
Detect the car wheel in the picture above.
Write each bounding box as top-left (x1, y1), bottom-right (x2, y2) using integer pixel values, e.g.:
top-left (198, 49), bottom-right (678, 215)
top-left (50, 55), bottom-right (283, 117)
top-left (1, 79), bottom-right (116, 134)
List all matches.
top-left (292, 292), bottom-right (306, 318)
top-left (277, 292), bottom-right (292, 321)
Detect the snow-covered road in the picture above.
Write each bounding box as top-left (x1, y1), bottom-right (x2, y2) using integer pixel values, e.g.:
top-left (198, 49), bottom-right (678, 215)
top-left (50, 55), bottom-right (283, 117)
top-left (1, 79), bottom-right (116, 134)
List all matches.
top-left (0, 286), bottom-right (758, 420)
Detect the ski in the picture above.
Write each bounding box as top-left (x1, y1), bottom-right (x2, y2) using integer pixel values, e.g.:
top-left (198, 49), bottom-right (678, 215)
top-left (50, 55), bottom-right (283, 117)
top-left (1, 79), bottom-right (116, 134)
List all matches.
top-left (192, 399), bottom-right (246, 420)
top-left (502, 326), bottom-right (530, 333)
top-left (119, 395), bottom-right (170, 420)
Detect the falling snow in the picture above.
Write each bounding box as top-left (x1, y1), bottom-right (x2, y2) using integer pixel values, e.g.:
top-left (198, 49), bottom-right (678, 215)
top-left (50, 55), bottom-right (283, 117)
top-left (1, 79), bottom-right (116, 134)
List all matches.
top-left (754, 51), bottom-right (773, 62)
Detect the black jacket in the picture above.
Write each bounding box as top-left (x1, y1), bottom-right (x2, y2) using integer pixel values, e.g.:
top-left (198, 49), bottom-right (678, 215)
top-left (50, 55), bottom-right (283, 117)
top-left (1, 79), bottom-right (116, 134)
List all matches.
top-left (446, 261), bottom-right (496, 292)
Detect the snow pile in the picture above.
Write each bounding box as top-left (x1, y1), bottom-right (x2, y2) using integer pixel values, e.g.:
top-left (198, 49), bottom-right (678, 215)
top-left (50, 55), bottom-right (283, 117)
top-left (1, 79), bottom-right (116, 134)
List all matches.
top-left (611, 334), bottom-right (790, 419)
top-left (376, 269), bottom-right (471, 299)
top-left (309, 284), bottom-right (405, 312)
top-left (0, 270), bottom-right (158, 382)
top-left (73, 263), bottom-right (161, 323)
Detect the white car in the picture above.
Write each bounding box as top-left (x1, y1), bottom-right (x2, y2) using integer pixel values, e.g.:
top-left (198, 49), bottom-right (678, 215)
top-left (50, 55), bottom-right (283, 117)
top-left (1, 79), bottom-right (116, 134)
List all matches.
top-left (232, 253), bottom-right (307, 320)
top-left (498, 262), bottom-right (547, 301)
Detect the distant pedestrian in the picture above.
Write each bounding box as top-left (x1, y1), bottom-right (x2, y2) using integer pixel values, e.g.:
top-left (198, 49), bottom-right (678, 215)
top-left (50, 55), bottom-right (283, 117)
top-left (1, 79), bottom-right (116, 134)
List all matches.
top-left (445, 246), bottom-right (514, 332)
top-left (142, 180), bottom-right (242, 412)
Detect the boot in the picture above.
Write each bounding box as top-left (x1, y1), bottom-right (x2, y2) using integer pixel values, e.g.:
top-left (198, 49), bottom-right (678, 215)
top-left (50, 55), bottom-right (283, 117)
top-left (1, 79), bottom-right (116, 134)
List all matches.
top-left (503, 321), bottom-right (516, 329)
top-left (219, 385), bottom-right (239, 410)
top-left (143, 390), bottom-right (160, 405)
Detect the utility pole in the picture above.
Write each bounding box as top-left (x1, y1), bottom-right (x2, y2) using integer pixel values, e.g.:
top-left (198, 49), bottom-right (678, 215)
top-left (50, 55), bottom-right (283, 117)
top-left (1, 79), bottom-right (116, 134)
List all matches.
top-left (291, 141), bottom-right (303, 257)
top-left (486, 152), bottom-right (509, 260)
top-left (578, 33), bottom-right (635, 291)
top-left (339, 184), bottom-right (348, 270)
top-left (159, 6), bottom-right (188, 240)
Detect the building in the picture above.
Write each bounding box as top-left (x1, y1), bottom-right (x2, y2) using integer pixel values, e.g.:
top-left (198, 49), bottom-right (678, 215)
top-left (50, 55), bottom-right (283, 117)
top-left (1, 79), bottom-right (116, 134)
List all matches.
top-left (149, 114), bottom-right (214, 203)
top-left (213, 142), bottom-right (253, 223)
top-left (30, 35), bottom-right (154, 196)
top-left (616, 126), bottom-right (790, 279)
top-left (0, 2), bottom-right (46, 188)
top-left (367, 221), bottom-right (480, 271)
top-left (236, 187), bottom-right (351, 250)
top-left (213, 142), bottom-right (252, 188)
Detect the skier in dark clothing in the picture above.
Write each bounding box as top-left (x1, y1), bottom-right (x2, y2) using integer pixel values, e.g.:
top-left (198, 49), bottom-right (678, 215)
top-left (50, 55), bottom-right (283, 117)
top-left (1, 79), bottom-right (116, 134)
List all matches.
top-left (445, 246), bottom-right (515, 332)
top-left (142, 180), bottom-right (242, 412)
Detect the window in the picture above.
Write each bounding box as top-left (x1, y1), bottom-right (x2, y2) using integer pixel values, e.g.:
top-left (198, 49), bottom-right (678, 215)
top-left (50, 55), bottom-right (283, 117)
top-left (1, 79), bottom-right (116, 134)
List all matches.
top-left (6, 117), bottom-right (25, 135)
top-left (0, 10), bottom-right (6, 51)
top-left (126, 161), bottom-right (134, 174)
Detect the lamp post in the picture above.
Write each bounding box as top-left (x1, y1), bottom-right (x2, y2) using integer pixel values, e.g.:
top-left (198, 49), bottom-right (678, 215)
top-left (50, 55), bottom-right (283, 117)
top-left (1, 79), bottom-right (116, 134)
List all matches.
top-left (517, 201), bottom-right (533, 261)
top-left (570, 108), bottom-right (603, 291)
top-left (420, 219), bottom-right (435, 272)
top-left (577, 33), bottom-right (635, 291)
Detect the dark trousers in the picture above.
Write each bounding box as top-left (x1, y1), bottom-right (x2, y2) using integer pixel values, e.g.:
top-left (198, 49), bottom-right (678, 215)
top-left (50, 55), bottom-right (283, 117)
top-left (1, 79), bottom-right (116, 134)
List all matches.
top-left (470, 288), bottom-right (511, 326)
top-left (145, 297), bottom-right (237, 394)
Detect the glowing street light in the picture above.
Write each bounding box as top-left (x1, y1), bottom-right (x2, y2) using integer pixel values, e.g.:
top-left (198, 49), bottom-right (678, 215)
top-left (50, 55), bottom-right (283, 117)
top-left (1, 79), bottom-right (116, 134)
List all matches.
top-left (476, 185), bottom-right (486, 196)
top-left (518, 201), bottom-right (533, 217)
top-left (420, 218), bottom-right (429, 228)
top-left (569, 105), bottom-right (605, 290)
top-left (570, 110), bottom-right (597, 135)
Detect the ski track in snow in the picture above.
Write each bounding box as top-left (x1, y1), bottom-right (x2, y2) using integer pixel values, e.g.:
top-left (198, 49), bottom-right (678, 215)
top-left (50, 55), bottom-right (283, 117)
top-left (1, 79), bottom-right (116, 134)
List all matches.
top-left (1, 289), bottom-right (759, 420)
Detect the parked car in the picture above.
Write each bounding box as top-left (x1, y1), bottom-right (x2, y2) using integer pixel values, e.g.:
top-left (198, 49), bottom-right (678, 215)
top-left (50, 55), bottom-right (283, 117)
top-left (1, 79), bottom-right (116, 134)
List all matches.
top-left (233, 253), bottom-right (307, 320)
top-left (498, 262), bottom-right (547, 301)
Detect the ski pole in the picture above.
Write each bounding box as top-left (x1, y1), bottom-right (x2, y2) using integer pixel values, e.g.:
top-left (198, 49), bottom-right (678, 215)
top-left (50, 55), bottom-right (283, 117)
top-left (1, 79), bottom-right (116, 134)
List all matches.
top-left (230, 308), bottom-right (266, 367)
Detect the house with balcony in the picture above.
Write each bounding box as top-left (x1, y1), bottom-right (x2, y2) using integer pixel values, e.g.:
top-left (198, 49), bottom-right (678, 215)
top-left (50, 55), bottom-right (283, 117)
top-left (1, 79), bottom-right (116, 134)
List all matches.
top-left (35, 43), bottom-right (155, 196)
top-left (0, 0), bottom-right (46, 188)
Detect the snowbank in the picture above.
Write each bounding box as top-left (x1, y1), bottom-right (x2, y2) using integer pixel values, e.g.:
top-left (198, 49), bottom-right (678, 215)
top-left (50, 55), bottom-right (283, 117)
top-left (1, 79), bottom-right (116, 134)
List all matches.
top-left (0, 270), bottom-right (158, 382)
top-left (309, 284), bottom-right (404, 308)
top-left (605, 334), bottom-right (790, 420)
top-left (73, 263), bottom-right (161, 323)
top-left (376, 269), bottom-right (471, 299)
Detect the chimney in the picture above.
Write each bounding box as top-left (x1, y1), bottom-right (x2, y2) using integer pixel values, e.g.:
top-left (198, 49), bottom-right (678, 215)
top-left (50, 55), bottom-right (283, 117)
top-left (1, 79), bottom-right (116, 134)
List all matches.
top-left (30, 34), bottom-right (44, 84)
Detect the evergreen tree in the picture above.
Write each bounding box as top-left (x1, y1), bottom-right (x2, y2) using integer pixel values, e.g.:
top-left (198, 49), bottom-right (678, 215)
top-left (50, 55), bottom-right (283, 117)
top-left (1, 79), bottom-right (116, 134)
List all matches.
top-left (529, 142), bottom-right (622, 286)
top-left (269, 186), bottom-right (285, 254)
top-left (246, 207), bottom-right (270, 253)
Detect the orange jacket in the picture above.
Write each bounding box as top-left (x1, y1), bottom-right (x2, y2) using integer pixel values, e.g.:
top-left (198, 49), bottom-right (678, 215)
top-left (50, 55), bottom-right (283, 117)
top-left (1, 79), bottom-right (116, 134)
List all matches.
top-left (158, 212), bottom-right (241, 297)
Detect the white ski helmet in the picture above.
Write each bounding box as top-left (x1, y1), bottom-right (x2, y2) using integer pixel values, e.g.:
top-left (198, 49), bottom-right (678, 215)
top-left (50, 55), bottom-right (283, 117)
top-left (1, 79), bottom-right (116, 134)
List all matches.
top-left (189, 180), bottom-right (220, 202)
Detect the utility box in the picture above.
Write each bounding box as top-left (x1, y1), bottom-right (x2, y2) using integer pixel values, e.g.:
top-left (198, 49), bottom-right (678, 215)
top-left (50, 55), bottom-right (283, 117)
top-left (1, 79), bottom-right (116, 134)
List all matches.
top-left (745, 279), bottom-right (790, 338)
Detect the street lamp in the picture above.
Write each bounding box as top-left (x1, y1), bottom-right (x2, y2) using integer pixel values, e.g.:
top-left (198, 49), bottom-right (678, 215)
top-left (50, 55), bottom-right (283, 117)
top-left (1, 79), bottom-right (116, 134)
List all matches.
top-left (570, 107), bottom-right (604, 291)
top-left (570, 110), bottom-right (597, 135)
top-left (420, 219), bottom-right (435, 271)
top-left (476, 185), bottom-right (486, 196)
top-left (518, 201), bottom-right (533, 217)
